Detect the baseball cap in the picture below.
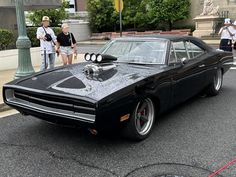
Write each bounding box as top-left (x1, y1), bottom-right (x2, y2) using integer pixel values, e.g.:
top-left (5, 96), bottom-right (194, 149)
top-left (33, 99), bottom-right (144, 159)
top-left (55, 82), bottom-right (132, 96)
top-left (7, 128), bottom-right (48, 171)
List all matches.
top-left (42, 16), bottom-right (50, 22)
top-left (224, 18), bottom-right (231, 24)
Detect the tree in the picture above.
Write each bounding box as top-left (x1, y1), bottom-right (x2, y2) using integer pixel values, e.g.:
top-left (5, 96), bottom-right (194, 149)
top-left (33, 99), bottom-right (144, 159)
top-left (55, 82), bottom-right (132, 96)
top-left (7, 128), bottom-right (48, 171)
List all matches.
top-left (87, 0), bottom-right (118, 32)
top-left (87, 0), bottom-right (191, 32)
top-left (122, 0), bottom-right (139, 29)
top-left (28, 1), bottom-right (69, 27)
top-left (133, 0), bottom-right (153, 30)
top-left (87, 0), bottom-right (151, 32)
top-left (148, 0), bottom-right (191, 30)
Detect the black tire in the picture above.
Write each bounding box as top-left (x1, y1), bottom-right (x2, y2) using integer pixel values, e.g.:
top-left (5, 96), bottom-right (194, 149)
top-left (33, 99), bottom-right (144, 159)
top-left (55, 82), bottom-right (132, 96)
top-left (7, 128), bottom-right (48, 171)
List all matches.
top-left (206, 68), bottom-right (223, 96)
top-left (122, 98), bottom-right (155, 141)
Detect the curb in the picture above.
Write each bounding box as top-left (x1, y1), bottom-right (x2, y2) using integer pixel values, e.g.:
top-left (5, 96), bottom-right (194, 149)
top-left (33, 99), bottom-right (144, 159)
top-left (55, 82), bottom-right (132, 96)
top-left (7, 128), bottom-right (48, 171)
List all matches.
top-left (0, 102), bottom-right (12, 113)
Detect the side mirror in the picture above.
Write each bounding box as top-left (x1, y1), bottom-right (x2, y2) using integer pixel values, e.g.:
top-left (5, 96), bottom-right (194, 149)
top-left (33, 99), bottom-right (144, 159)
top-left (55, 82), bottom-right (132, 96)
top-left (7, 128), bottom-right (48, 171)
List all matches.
top-left (180, 57), bottom-right (188, 65)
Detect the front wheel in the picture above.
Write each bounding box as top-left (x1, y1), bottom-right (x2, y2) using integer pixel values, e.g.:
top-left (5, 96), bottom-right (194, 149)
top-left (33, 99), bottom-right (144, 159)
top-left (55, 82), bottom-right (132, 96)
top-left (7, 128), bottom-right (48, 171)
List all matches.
top-left (122, 98), bottom-right (155, 141)
top-left (206, 68), bottom-right (223, 96)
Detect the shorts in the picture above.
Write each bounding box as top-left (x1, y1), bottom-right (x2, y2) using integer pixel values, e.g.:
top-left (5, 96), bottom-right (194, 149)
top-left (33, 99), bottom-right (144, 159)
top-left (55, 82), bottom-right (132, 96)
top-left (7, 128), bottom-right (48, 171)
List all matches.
top-left (60, 46), bottom-right (74, 55)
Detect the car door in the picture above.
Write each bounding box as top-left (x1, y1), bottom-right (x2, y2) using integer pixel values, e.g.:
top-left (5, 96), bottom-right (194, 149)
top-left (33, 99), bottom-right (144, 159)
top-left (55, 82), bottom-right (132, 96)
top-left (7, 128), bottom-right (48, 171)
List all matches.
top-left (170, 40), bottom-right (207, 105)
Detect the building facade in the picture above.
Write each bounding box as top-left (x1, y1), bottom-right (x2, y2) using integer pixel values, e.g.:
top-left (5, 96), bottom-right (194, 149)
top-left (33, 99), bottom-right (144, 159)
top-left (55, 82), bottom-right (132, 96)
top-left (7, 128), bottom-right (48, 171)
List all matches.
top-left (67, 0), bottom-right (87, 13)
top-left (190, 0), bottom-right (236, 22)
top-left (75, 0), bottom-right (87, 12)
top-left (0, 0), bottom-right (61, 30)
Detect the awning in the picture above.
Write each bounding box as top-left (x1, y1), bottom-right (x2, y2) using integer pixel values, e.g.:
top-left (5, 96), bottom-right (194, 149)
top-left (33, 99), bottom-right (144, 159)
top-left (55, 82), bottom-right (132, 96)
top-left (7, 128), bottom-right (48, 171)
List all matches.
top-left (0, 0), bottom-right (61, 10)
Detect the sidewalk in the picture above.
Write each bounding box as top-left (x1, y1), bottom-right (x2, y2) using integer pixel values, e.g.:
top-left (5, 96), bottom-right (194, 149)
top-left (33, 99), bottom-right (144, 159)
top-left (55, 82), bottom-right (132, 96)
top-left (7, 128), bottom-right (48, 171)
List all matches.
top-left (0, 54), bottom-right (85, 112)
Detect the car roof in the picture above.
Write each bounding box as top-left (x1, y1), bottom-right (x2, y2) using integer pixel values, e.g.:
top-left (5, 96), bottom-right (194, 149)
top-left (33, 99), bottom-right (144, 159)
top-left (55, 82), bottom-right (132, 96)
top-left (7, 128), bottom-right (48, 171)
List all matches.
top-left (112, 35), bottom-right (213, 51)
top-left (114, 35), bottom-right (195, 41)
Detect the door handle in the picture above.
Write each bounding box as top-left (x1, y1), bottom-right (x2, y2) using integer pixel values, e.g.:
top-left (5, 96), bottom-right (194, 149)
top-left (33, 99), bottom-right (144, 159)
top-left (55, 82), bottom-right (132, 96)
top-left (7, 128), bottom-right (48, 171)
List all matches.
top-left (198, 64), bottom-right (205, 68)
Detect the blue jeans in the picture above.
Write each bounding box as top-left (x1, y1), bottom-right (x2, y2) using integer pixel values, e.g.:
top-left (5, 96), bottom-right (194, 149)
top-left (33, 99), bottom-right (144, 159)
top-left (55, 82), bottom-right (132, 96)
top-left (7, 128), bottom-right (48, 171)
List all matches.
top-left (40, 53), bottom-right (55, 71)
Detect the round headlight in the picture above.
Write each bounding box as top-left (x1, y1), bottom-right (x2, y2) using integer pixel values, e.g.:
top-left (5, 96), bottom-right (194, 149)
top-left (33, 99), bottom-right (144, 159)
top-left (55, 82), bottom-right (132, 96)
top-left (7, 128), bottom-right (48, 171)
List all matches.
top-left (96, 54), bottom-right (103, 62)
top-left (84, 53), bottom-right (91, 61)
top-left (91, 53), bottom-right (96, 62)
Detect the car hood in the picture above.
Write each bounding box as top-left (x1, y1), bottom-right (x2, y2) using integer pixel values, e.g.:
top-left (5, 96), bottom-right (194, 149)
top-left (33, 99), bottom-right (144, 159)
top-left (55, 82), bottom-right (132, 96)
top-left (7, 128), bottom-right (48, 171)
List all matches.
top-left (13, 63), bottom-right (165, 101)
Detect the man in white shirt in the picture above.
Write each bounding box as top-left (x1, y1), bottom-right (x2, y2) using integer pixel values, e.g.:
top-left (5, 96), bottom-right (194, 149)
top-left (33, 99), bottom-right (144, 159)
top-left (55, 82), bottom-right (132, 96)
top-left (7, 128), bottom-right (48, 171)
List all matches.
top-left (218, 18), bottom-right (234, 52)
top-left (36, 16), bottom-right (57, 71)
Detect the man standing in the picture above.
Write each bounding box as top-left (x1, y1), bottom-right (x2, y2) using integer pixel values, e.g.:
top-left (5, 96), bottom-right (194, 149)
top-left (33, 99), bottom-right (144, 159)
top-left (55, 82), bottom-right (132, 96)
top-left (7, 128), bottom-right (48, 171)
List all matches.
top-left (36, 16), bottom-right (57, 71)
top-left (218, 18), bottom-right (234, 52)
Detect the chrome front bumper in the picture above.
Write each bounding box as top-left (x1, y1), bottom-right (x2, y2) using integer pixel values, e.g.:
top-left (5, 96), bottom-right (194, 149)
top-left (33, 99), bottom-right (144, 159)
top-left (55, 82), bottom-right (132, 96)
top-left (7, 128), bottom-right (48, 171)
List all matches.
top-left (4, 88), bottom-right (96, 123)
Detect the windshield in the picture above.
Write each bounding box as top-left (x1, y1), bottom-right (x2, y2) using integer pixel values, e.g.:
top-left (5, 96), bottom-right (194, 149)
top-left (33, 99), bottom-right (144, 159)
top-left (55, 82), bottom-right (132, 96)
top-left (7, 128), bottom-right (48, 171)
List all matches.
top-left (100, 40), bottom-right (168, 64)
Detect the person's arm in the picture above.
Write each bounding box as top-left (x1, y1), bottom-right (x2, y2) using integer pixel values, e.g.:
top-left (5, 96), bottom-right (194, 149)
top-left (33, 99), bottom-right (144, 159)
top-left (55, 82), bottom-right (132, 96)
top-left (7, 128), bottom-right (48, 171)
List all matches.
top-left (55, 35), bottom-right (61, 55)
top-left (226, 27), bottom-right (235, 36)
top-left (56, 35), bottom-right (61, 53)
top-left (71, 33), bottom-right (77, 52)
top-left (71, 33), bottom-right (76, 45)
top-left (56, 41), bottom-right (60, 49)
top-left (231, 29), bottom-right (236, 45)
top-left (36, 27), bottom-right (46, 40)
top-left (218, 27), bottom-right (224, 35)
top-left (51, 29), bottom-right (57, 43)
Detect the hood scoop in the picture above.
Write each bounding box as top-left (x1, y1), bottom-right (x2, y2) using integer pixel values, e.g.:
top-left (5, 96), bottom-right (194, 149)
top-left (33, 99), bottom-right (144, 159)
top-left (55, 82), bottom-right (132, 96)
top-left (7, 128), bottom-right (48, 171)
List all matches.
top-left (83, 53), bottom-right (117, 75)
top-left (84, 63), bottom-right (117, 75)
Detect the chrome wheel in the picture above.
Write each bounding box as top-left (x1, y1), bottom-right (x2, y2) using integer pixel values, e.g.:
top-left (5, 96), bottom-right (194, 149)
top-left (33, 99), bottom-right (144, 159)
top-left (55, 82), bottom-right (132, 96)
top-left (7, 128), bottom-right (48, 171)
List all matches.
top-left (134, 98), bottom-right (155, 136)
top-left (213, 69), bottom-right (222, 91)
top-left (206, 68), bottom-right (223, 96)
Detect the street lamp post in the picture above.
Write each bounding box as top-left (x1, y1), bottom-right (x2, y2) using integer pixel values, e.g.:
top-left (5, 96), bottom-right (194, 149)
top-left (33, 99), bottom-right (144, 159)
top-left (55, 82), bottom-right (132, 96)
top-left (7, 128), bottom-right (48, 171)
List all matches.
top-left (114, 0), bottom-right (123, 37)
top-left (14, 0), bottom-right (34, 79)
top-left (119, 0), bottom-right (122, 37)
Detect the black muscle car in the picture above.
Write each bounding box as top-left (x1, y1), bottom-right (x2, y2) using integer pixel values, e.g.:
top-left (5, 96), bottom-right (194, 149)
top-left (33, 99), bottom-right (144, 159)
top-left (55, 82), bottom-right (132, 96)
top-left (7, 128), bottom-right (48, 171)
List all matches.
top-left (3, 35), bottom-right (234, 140)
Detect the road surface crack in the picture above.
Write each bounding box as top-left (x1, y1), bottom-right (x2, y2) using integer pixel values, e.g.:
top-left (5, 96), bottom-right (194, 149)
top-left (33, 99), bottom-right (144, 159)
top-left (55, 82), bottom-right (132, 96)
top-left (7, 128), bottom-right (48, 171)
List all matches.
top-left (0, 141), bottom-right (119, 177)
top-left (123, 162), bottom-right (224, 177)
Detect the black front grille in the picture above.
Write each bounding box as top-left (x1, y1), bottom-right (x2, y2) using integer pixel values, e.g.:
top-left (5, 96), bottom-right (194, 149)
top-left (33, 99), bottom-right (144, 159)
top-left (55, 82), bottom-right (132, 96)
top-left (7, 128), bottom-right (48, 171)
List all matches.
top-left (14, 90), bottom-right (95, 115)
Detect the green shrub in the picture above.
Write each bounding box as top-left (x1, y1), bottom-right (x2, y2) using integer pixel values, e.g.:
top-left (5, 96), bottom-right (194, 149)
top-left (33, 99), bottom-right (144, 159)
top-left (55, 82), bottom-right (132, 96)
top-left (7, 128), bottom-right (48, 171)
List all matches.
top-left (52, 27), bottom-right (61, 36)
top-left (27, 27), bottom-right (62, 47)
top-left (0, 29), bottom-right (14, 50)
top-left (27, 27), bottom-right (39, 47)
top-left (173, 24), bottom-right (196, 32)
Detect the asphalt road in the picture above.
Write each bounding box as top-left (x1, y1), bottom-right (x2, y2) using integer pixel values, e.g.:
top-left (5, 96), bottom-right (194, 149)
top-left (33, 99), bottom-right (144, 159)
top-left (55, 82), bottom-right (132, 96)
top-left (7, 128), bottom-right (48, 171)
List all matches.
top-left (0, 70), bottom-right (236, 177)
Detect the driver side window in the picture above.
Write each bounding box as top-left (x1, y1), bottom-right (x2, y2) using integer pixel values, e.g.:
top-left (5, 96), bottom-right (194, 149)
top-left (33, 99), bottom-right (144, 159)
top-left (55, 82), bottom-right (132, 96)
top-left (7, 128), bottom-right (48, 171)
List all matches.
top-left (169, 44), bottom-right (177, 64)
top-left (186, 41), bottom-right (205, 59)
top-left (169, 41), bottom-right (188, 64)
top-left (173, 41), bottom-right (189, 61)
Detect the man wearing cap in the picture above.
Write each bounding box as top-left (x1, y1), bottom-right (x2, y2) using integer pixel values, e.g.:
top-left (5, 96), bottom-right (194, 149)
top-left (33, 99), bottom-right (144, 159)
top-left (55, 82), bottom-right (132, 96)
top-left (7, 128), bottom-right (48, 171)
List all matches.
top-left (218, 18), bottom-right (235, 52)
top-left (36, 16), bottom-right (57, 70)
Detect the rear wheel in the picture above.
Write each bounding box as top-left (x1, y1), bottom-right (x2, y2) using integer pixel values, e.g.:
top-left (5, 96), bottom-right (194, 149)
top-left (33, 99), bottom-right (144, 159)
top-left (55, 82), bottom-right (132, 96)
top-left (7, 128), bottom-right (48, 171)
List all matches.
top-left (122, 98), bottom-right (155, 141)
top-left (206, 68), bottom-right (223, 96)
